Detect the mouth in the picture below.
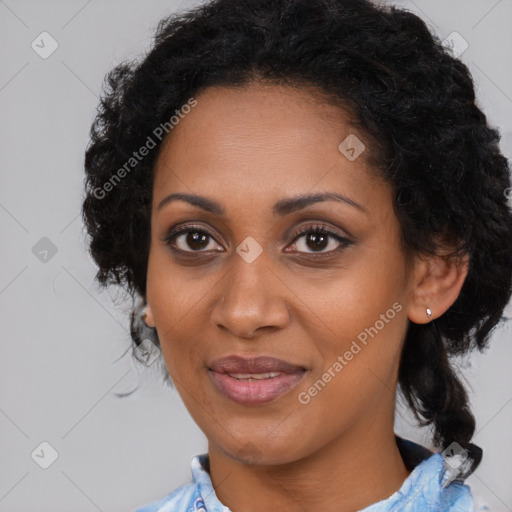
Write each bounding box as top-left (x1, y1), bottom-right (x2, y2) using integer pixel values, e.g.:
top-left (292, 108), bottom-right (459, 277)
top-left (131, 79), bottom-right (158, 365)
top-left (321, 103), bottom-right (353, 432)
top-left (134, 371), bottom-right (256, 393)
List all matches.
top-left (208, 355), bottom-right (307, 406)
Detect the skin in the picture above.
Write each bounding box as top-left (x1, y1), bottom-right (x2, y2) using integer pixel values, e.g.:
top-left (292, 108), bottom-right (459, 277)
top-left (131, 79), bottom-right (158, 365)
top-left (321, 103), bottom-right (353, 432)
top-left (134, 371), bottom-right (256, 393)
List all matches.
top-left (143, 83), bottom-right (468, 512)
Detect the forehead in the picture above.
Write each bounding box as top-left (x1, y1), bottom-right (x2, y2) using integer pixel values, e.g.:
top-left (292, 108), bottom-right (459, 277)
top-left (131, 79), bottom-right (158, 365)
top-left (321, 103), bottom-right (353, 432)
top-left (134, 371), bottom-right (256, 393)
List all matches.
top-left (152, 83), bottom-right (384, 212)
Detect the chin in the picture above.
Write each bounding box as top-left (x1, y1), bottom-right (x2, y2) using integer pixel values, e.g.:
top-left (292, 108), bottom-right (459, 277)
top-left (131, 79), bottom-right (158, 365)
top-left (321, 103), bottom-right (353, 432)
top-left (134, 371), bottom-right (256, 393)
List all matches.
top-left (216, 435), bottom-right (307, 467)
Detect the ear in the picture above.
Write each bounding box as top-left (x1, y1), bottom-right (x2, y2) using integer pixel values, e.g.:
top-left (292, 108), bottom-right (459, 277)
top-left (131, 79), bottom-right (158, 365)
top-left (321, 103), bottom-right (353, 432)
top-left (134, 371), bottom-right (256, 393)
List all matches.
top-left (406, 251), bottom-right (469, 324)
top-left (142, 303), bottom-right (156, 328)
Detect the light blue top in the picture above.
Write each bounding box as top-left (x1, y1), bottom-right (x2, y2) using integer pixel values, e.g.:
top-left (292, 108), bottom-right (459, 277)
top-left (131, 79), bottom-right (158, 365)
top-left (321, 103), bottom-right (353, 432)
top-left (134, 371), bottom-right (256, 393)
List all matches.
top-left (133, 437), bottom-right (477, 512)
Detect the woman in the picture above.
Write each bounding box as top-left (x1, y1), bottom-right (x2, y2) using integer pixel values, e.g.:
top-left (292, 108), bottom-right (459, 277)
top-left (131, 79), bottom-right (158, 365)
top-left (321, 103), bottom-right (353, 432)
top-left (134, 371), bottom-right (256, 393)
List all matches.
top-left (82, 0), bottom-right (512, 510)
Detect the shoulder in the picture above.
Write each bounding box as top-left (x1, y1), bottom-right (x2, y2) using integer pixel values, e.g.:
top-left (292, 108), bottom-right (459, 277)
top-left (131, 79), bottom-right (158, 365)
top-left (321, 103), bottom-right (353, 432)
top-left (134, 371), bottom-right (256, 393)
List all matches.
top-left (132, 454), bottom-right (219, 512)
top-left (439, 476), bottom-right (474, 512)
top-left (132, 481), bottom-right (198, 512)
top-left (400, 452), bottom-right (475, 511)
top-left (362, 439), bottom-right (476, 512)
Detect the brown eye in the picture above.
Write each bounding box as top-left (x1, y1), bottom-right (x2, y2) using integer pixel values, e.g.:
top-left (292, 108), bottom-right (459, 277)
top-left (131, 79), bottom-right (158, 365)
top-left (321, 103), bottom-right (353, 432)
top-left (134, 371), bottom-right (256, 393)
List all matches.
top-left (288, 225), bottom-right (353, 255)
top-left (164, 225), bottom-right (223, 253)
top-left (180, 231), bottom-right (210, 251)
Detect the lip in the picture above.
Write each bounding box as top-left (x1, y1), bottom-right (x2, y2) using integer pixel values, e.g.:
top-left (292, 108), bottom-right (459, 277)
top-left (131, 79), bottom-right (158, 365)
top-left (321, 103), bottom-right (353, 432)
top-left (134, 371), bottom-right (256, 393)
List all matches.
top-left (208, 355), bottom-right (307, 406)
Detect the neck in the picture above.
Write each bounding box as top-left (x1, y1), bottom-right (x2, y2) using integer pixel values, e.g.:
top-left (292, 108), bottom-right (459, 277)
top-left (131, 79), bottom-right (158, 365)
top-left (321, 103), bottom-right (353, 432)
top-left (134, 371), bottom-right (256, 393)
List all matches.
top-left (207, 413), bottom-right (411, 512)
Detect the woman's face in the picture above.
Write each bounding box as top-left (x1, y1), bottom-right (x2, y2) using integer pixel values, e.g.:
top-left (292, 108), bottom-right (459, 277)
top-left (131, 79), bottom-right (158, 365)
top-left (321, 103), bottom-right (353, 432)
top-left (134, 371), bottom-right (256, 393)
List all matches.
top-left (145, 83), bottom-right (418, 465)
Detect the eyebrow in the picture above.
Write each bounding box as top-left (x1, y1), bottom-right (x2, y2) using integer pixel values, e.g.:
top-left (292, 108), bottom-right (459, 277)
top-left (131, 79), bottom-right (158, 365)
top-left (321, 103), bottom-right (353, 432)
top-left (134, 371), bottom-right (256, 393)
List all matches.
top-left (157, 192), bottom-right (366, 216)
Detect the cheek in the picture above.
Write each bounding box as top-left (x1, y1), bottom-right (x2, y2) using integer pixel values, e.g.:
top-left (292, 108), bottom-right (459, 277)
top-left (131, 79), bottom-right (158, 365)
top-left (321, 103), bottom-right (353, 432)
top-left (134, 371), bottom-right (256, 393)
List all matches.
top-left (293, 241), bottom-right (409, 413)
top-left (146, 251), bottom-right (200, 371)
top-left (292, 291), bottom-right (407, 454)
top-left (301, 243), bottom-right (408, 353)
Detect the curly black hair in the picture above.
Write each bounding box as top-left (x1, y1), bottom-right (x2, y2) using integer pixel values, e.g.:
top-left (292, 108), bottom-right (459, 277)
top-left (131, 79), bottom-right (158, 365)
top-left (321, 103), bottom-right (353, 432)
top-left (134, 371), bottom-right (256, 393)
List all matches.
top-left (82, 0), bottom-right (512, 473)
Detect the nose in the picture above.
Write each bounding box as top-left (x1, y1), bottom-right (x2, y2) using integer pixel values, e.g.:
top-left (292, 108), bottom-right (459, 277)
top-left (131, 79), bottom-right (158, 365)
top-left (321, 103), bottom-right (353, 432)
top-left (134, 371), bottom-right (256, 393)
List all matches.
top-left (211, 252), bottom-right (291, 339)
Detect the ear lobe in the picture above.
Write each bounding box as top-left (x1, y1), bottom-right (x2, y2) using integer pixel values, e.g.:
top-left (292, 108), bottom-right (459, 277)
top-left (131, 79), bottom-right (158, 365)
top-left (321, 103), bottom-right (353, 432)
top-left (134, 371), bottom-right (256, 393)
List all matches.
top-left (407, 252), bottom-right (469, 324)
top-left (143, 303), bottom-right (156, 328)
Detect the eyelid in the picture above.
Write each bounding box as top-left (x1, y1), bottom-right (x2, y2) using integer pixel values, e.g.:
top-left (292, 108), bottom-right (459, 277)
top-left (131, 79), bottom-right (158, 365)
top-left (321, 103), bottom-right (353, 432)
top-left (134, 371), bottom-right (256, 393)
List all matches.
top-left (289, 222), bottom-right (351, 242)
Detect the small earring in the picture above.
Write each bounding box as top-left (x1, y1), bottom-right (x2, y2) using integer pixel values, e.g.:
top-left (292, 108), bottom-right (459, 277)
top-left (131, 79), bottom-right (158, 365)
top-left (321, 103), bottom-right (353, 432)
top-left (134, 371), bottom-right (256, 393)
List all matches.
top-left (426, 307), bottom-right (432, 319)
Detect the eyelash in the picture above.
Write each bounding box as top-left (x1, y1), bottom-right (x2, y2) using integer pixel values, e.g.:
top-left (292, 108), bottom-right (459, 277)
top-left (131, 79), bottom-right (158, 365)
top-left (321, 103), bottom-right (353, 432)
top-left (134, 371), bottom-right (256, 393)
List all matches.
top-left (163, 223), bottom-right (353, 257)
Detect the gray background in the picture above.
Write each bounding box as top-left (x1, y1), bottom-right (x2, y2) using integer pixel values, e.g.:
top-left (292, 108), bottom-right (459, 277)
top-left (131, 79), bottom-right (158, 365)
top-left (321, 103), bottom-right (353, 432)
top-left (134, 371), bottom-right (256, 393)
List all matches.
top-left (0, 0), bottom-right (511, 511)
